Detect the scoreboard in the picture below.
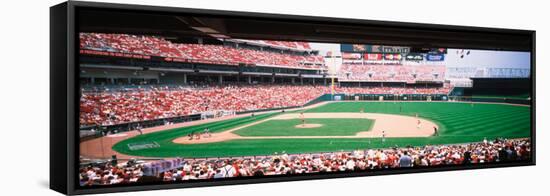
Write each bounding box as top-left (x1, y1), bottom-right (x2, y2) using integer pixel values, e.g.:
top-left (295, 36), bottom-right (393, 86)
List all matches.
top-left (340, 44), bottom-right (447, 61)
top-left (341, 44), bottom-right (411, 53)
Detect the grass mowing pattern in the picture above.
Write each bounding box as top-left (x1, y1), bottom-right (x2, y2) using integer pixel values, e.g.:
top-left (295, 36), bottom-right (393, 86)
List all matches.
top-left (305, 102), bottom-right (530, 138)
top-left (234, 118), bottom-right (374, 136)
top-left (112, 102), bottom-right (531, 158)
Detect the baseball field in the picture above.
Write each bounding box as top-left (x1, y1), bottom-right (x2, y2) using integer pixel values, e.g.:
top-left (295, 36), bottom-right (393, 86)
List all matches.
top-left (110, 101), bottom-right (531, 158)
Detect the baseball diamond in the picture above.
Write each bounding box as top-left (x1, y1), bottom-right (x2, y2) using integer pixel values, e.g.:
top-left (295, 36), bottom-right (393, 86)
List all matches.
top-left (80, 101), bottom-right (531, 158)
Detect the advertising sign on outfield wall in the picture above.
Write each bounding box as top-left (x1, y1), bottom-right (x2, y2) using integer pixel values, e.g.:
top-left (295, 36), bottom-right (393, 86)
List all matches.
top-left (342, 52), bottom-right (362, 59)
top-left (426, 54), bottom-right (445, 61)
top-left (383, 53), bottom-right (403, 60)
top-left (405, 53), bottom-right (424, 61)
top-left (364, 53), bottom-right (383, 60)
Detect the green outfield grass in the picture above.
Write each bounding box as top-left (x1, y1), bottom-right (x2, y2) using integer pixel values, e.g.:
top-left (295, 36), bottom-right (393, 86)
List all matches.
top-left (234, 118), bottom-right (374, 136)
top-left (112, 101), bottom-right (531, 158)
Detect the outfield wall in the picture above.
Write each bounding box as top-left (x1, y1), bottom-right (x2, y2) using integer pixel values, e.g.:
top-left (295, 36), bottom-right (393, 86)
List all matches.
top-left (448, 96), bottom-right (531, 105)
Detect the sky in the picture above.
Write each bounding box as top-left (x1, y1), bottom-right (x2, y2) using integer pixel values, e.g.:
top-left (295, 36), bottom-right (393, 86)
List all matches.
top-left (308, 42), bottom-right (531, 69)
top-left (445, 49), bottom-right (530, 69)
top-left (309, 42), bottom-right (340, 55)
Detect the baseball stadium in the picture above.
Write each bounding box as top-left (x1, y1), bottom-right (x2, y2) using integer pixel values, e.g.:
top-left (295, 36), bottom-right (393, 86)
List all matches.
top-left (77, 30), bottom-right (532, 186)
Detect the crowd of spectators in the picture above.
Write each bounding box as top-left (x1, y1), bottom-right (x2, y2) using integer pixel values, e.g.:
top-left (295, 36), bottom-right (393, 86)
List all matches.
top-left (80, 84), bottom-right (453, 126)
top-left (79, 33), bottom-right (454, 82)
top-left (79, 138), bottom-right (530, 186)
top-left (80, 84), bottom-right (452, 126)
top-left (79, 33), bottom-right (455, 83)
top-left (340, 63), bottom-right (446, 82)
top-left (251, 40), bottom-right (312, 50)
top-left (337, 85), bottom-right (452, 95)
top-left (79, 158), bottom-right (145, 186)
top-left (80, 33), bottom-right (324, 69)
top-left (79, 84), bottom-right (328, 126)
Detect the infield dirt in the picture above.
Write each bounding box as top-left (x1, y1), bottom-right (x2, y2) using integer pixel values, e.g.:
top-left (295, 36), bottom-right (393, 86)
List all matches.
top-left (172, 112), bottom-right (437, 144)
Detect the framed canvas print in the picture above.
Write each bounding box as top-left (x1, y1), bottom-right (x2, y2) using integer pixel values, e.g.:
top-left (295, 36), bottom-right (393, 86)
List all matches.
top-left (50, 1), bottom-right (535, 194)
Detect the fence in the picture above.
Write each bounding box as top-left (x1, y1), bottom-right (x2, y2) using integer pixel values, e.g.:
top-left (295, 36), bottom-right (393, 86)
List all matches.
top-left (448, 96), bottom-right (531, 105)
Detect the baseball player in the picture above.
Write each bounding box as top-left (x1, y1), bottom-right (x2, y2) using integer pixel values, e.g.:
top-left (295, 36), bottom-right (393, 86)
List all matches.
top-left (300, 112), bottom-right (305, 126)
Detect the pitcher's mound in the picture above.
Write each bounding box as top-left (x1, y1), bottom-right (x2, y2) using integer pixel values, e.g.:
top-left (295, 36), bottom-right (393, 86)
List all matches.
top-left (295, 123), bottom-right (323, 128)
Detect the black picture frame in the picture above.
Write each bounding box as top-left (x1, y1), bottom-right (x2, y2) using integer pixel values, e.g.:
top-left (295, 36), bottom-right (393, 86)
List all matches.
top-left (50, 1), bottom-right (536, 195)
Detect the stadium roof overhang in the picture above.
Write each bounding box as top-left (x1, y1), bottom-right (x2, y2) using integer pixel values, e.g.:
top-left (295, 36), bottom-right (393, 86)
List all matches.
top-left (78, 6), bottom-right (533, 51)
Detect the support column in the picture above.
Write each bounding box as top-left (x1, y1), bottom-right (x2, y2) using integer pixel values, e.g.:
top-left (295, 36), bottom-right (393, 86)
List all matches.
top-left (248, 76), bottom-right (252, 84)
top-left (183, 74), bottom-right (187, 84)
top-left (312, 78), bottom-right (315, 85)
top-left (110, 78), bottom-right (115, 84)
top-left (91, 77), bottom-right (95, 85)
top-left (291, 78), bottom-right (295, 84)
top-left (271, 76), bottom-right (275, 83)
top-left (219, 75), bottom-right (223, 85)
top-left (300, 78), bottom-right (304, 85)
top-left (323, 78), bottom-right (327, 85)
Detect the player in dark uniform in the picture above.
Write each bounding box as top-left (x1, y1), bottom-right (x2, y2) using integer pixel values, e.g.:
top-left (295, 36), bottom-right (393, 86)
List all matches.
top-left (300, 112), bottom-right (305, 126)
